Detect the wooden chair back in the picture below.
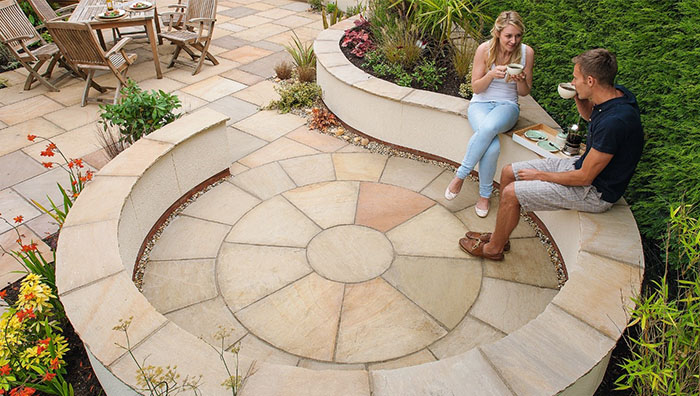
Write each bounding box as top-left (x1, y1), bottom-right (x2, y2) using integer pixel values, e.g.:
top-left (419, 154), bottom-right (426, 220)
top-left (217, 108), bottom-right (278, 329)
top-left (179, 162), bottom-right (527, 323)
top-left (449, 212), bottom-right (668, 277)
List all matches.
top-left (186, 0), bottom-right (216, 25)
top-left (26, 0), bottom-right (58, 23)
top-left (0, 0), bottom-right (43, 60)
top-left (45, 21), bottom-right (106, 68)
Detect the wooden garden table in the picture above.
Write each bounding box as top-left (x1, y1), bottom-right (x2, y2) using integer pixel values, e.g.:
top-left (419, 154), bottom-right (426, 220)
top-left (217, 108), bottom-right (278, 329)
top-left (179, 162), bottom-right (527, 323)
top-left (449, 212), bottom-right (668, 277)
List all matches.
top-left (68, 0), bottom-right (163, 78)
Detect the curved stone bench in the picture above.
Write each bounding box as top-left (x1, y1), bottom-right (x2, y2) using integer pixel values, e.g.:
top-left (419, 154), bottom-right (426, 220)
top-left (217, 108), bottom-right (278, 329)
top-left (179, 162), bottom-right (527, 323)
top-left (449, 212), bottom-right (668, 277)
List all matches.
top-left (314, 18), bottom-right (644, 395)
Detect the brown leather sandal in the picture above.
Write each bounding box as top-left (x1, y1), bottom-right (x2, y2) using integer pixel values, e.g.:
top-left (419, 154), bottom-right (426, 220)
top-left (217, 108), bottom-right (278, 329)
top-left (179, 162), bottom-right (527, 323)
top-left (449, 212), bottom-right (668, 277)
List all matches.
top-left (464, 231), bottom-right (510, 252)
top-left (458, 237), bottom-right (504, 261)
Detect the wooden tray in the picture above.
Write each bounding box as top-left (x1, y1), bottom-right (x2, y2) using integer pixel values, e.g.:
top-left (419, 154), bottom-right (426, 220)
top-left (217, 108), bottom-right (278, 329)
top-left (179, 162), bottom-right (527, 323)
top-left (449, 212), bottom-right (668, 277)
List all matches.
top-left (512, 123), bottom-right (585, 159)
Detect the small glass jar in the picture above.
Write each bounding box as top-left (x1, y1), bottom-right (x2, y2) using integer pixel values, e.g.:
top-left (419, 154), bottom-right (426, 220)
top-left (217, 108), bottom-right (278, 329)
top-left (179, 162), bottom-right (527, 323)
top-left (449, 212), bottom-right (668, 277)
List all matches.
top-left (554, 130), bottom-right (568, 148)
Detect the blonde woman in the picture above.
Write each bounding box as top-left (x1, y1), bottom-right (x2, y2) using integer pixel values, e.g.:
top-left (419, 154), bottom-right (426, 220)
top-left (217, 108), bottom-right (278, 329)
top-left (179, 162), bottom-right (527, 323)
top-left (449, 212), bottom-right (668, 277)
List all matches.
top-left (445, 10), bottom-right (534, 217)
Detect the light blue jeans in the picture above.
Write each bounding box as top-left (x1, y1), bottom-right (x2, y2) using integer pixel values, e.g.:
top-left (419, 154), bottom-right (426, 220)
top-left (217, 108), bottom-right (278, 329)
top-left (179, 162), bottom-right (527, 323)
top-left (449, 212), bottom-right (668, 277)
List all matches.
top-left (456, 100), bottom-right (520, 198)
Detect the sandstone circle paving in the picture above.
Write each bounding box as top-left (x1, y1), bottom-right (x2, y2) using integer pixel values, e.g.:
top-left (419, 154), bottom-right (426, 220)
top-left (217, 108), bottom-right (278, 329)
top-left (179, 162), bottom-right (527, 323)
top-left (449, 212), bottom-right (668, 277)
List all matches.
top-left (141, 151), bottom-right (560, 368)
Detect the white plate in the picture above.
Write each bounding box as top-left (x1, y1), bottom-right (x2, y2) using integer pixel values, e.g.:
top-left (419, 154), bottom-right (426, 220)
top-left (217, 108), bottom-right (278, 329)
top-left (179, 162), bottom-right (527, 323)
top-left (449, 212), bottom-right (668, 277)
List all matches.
top-left (129, 1), bottom-right (152, 10)
top-left (98, 9), bottom-right (126, 18)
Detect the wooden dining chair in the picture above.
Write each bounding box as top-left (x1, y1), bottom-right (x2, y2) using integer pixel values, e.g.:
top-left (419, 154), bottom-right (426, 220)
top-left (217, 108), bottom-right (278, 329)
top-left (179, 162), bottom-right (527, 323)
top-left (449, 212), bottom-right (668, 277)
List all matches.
top-left (46, 21), bottom-right (137, 106)
top-left (160, 0), bottom-right (187, 31)
top-left (0, 0), bottom-right (74, 91)
top-left (26, 0), bottom-right (76, 27)
top-left (159, 0), bottom-right (218, 75)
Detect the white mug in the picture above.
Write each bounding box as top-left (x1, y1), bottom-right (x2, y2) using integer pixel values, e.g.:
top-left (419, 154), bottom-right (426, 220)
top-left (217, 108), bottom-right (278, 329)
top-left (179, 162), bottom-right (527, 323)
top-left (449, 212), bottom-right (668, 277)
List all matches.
top-left (558, 82), bottom-right (576, 99)
top-left (506, 63), bottom-right (524, 75)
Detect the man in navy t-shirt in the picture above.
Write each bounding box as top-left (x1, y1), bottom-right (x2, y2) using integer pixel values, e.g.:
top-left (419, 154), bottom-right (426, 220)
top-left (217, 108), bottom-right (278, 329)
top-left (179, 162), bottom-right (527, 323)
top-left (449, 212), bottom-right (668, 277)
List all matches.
top-left (460, 48), bottom-right (644, 261)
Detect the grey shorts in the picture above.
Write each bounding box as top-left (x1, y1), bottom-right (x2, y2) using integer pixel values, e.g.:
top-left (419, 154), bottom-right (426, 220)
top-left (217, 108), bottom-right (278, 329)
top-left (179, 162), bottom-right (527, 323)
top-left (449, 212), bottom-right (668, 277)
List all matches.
top-left (511, 157), bottom-right (613, 213)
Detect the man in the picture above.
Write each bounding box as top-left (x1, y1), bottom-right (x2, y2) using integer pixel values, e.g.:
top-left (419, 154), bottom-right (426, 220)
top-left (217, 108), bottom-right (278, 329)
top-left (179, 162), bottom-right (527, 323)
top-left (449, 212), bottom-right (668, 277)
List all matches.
top-left (460, 48), bottom-right (644, 261)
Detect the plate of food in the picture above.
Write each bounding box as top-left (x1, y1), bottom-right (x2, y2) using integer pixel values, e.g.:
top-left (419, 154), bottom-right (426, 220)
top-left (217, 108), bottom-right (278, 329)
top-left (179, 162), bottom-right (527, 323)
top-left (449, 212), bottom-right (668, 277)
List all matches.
top-left (129, 1), bottom-right (152, 10)
top-left (537, 140), bottom-right (560, 153)
top-left (97, 9), bottom-right (126, 19)
top-left (524, 129), bottom-right (548, 141)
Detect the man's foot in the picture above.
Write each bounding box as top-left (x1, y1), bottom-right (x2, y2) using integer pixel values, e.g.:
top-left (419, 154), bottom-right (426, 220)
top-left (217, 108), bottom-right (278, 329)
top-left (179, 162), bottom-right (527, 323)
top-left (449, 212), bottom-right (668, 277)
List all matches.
top-left (444, 177), bottom-right (464, 201)
top-left (475, 197), bottom-right (489, 218)
top-left (459, 238), bottom-right (504, 261)
top-left (464, 231), bottom-right (510, 251)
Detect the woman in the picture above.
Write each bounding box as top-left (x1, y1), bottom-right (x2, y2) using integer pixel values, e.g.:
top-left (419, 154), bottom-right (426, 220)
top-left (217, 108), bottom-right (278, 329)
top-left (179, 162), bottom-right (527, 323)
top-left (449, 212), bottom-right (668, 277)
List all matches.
top-left (445, 10), bottom-right (534, 217)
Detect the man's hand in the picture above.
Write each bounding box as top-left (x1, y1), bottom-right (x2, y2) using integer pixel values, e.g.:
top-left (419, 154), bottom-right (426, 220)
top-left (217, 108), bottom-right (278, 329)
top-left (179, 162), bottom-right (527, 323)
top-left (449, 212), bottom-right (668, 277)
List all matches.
top-left (516, 168), bottom-right (540, 180)
top-left (516, 148), bottom-right (613, 186)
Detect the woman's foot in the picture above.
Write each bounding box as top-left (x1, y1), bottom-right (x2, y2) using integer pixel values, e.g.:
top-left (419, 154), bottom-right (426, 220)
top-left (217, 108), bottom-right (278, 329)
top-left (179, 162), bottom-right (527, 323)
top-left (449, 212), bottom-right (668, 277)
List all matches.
top-left (475, 197), bottom-right (490, 218)
top-left (444, 177), bottom-right (464, 201)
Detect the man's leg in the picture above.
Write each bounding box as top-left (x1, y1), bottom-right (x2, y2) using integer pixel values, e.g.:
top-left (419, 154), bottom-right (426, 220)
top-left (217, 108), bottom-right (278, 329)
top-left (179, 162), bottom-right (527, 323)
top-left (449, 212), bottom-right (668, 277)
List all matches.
top-left (483, 182), bottom-right (521, 255)
top-left (499, 164), bottom-right (515, 194)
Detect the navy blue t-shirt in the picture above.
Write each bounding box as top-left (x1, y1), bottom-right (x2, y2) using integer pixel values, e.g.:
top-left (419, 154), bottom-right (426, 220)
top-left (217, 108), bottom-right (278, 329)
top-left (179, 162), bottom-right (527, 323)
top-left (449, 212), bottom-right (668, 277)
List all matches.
top-left (574, 85), bottom-right (644, 203)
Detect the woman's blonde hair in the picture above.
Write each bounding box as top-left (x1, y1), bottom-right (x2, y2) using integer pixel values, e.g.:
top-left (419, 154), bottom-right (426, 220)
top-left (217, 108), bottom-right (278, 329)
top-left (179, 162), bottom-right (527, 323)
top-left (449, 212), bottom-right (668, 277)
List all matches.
top-left (485, 10), bottom-right (525, 69)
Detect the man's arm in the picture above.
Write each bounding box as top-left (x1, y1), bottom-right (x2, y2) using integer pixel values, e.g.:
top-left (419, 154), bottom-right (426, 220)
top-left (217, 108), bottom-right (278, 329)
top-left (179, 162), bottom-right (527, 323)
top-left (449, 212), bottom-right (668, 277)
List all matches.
top-left (516, 148), bottom-right (613, 186)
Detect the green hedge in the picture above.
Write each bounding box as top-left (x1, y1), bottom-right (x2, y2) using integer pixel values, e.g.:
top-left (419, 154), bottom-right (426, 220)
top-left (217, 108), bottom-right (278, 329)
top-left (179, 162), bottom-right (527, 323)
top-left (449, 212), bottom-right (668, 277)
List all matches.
top-left (482, 0), bottom-right (700, 272)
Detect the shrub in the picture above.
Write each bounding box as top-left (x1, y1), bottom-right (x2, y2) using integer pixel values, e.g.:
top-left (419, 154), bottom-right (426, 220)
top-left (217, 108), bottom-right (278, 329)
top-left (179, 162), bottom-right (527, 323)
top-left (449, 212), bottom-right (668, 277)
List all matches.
top-left (458, 69), bottom-right (472, 98)
top-left (412, 59), bottom-right (445, 90)
top-left (266, 81), bottom-right (321, 113)
top-left (307, 0), bottom-right (322, 11)
top-left (377, 19), bottom-right (422, 69)
top-left (284, 31), bottom-right (316, 82)
top-left (99, 80), bottom-right (182, 145)
top-left (451, 36), bottom-right (477, 80)
top-left (309, 107), bottom-right (340, 132)
top-left (321, 1), bottom-right (345, 28)
top-left (345, 2), bottom-right (365, 16)
top-left (341, 20), bottom-right (375, 58)
top-left (274, 61), bottom-right (293, 80)
top-left (406, 0), bottom-right (491, 44)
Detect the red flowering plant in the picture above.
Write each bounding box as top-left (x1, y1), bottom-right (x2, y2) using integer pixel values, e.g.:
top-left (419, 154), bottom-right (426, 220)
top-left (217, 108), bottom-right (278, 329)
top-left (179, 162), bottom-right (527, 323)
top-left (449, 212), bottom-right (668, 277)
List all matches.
top-left (0, 274), bottom-right (72, 396)
top-left (341, 16), bottom-right (375, 58)
top-left (25, 135), bottom-right (94, 230)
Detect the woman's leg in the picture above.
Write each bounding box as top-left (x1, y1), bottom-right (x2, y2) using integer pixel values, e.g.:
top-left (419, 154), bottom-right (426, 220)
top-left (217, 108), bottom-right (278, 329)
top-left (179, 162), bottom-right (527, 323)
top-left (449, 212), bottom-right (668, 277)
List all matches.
top-left (455, 102), bottom-right (494, 180)
top-left (478, 137), bottom-right (501, 198)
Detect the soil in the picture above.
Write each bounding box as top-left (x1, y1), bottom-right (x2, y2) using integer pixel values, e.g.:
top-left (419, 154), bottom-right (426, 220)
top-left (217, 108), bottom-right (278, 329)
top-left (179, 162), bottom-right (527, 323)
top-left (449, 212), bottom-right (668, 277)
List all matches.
top-left (1, 233), bottom-right (105, 396)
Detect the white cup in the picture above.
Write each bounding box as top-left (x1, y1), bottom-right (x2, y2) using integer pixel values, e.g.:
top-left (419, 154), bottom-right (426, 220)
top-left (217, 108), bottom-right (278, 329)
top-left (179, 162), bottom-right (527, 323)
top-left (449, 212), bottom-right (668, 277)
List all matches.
top-left (506, 63), bottom-right (524, 75)
top-left (558, 82), bottom-right (576, 99)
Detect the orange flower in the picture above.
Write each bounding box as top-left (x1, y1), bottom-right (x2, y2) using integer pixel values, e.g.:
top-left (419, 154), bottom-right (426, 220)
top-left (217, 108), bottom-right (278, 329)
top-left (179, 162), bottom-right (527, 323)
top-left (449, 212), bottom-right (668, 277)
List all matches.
top-left (79, 176), bottom-right (86, 183)
top-left (0, 364), bottom-right (10, 375)
top-left (21, 243), bottom-right (37, 253)
top-left (38, 338), bottom-right (51, 346)
top-left (13, 215), bottom-right (23, 224)
top-left (36, 345), bottom-right (46, 355)
top-left (42, 372), bottom-right (56, 382)
top-left (0, 290), bottom-right (7, 299)
top-left (40, 149), bottom-right (55, 157)
top-left (86, 170), bottom-right (94, 180)
top-left (42, 162), bottom-right (53, 169)
top-left (74, 158), bottom-right (84, 168)
top-left (49, 357), bottom-right (60, 370)
top-left (27, 134), bottom-right (37, 141)
top-left (47, 143), bottom-right (57, 151)
top-left (71, 180), bottom-right (77, 186)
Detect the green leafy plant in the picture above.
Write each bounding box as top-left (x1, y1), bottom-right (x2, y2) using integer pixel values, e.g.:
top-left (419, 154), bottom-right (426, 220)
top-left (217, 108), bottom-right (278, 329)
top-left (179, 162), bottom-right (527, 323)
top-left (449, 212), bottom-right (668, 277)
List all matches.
top-left (406, 0), bottom-right (491, 44)
top-left (99, 80), bottom-right (182, 144)
top-left (210, 327), bottom-right (254, 396)
top-left (451, 35), bottom-right (477, 80)
top-left (266, 81), bottom-right (321, 113)
top-left (321, 1), bottom-right (345, 28)
top-left (284, 31), bottom-right (316, 83)
top-left (412, 59), bottom-right (445, 90)
top-left (307, 0), bottom-right (322, 11)
top-left (458, 68), bottom-right (472, 98)
top-left (0, 274), bottom-right (73, 396)
top-left (377, 19), bottom-right (422, 69)
top-left (345, 2), bottom-right (365, 16)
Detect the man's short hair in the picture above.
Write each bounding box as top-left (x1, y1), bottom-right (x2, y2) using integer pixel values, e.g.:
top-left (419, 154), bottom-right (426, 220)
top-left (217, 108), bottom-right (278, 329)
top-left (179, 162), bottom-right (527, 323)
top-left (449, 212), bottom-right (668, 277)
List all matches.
top-left (572, 48), bottom-right (617, 87)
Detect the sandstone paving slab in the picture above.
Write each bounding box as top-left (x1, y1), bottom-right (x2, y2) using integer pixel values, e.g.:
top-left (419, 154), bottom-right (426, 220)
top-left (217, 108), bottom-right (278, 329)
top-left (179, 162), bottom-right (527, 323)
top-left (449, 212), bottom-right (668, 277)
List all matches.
top-left (280, 1), bottom-right (309, 11)
top-left (45, 80), bottom-right (94, 107)
top-left (218, 22), bottom-right (247, 32)
top-left (428, 315), bottom-right (505, 359)
top-left (230, 162), bottom-right (297, 200)
top-left (579, 204), bottom-right (643, 266)
top-left (181, 75), bottom-right (247, 101)
top-left (336, 278), bottom-right (446, 363)
top-left (0, 95), bottom-right (63, 126)
top-left (165, 58), bottom-right (240, 85)
top-left (421, 170), bottom-right (480, 212)
top-left (97, 138), bottom-right (172, 177)
top-left (7, 171), bottom-right (70, 220)
top-left (148, 215), bottom-right (231, 260)
top-left (218, 242), bottom-right (311, 311)
top-left (278, 153), bottom-right (336, 186)
top-left (24, 212), bottom-right (60, 239)
top-left (285, 126), bottom-right (347, 152)
top-left (142, 258), bottom-right (217, 313)
top-left (59, 272), bottom-right (168, 366)
top-left (238, 50), bottom-right (293, 78)
top-left (225, 195), bottom-right (321, 246)
top-left (335, 142), bottom-right (367, 153)
top-left (355, 182), bottom-right (435, 232)
top-left (332, 152), bottom-right (387, 182)
top-left (220, 68), bottom-right (266, 85)
top-left (42, 103), bottom-right (101, 131)
top-left (234, 14), bottom-right (274, 27)
top-left (0, 118), bottom-right (65, 157)
top-left (484, 237), bottom-right (559, 289)
top-left (81, 148), bottom-right (110, 170)
top-left (0, 150), bottom-right (45, 190)
top-left (256, 7), bottom-right (295, 18)
top-left (233, 110), bottom-right (306, 141)
top-left (239, 136), bottom-right (319, 168)
top-left (233, 23), bottom-right (289, 42)
top-left (316, 51), bottom-right (352, 68)
top-left (211, 34), bottom-right (252, 50)
top-left (368, 349), bottom-right (436, 371)
top-left (379, 156), bottom-right (443, 192)
top-left (22, 124), bottom-right (103, 165)
top-left (282, 181), bottom-right (359, 228)
top-left (455, 196), bottom-right (537, 238)
top-left (481, 304), bottom-right (614, 396)
top-left (0, 225), bottom-right (51, 286)
top-left (182, 181), bottom-right (260, 225)
top-left (246, 1), bottom-right (275, 10)
top-left (219, 6), bottom-right (257, 18)
top-left (227, 128), bottom-right (268, 161)
top-left (232, 79), bottom-right (279, 107)
top-left (297, 359), bottom-right (365, 371)
top-left (385, 205), bottom-right (467, 259)
top-left (137, 76), bottom-right (187, 93)
top-left (241, 363), bottom-right (370, 396)
top-left (382, 255), bottom-right (480, 329)
top-left (236, 333), bottom-right (300, 366)
top-left (236, 273), bottom-right (344, 361)
top-left (221, 45), bottom-right (273, 64)
top-left (0, 82), bottom-right (51, 106)
top-left (274, 14), bottom-right (313, 28)
top-left (229, 161), bottom-right (249, 175)
top-left (172, 90), bottom-right (210, 115)
top-left (553, 251), bottom-right (642, 339)
top-left (469, 277), bottom-right (558, 334)
top-left (206, 95), bottom-right (259, 125)
top-left (60, 176), bottom-right (136, 227)
top-left (371, 348), bottom-right (513, 396)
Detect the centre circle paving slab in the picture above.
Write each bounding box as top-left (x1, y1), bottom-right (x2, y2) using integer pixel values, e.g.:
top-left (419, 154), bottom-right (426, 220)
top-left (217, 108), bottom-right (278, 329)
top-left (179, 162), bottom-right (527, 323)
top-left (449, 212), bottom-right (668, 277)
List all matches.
top-left (141, 140), bottom-right (561, 369)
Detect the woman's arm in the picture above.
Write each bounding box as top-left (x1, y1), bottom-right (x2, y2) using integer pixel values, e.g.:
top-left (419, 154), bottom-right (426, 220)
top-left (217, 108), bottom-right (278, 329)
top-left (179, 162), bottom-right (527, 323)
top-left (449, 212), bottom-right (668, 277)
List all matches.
top-left (511, 45), bottom-right (534, 96)
top-left (471, 42), bottom-right (506, 94)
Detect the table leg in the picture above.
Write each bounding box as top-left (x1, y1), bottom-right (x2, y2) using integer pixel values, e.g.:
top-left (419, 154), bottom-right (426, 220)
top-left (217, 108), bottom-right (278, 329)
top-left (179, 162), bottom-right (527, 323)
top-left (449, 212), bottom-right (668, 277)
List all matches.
top-left (154, 7), bottom-right (163, 44)
top-left (96, 29), bottom-right (107, 50)
top-left (145, 20), bottom-right (163, 79)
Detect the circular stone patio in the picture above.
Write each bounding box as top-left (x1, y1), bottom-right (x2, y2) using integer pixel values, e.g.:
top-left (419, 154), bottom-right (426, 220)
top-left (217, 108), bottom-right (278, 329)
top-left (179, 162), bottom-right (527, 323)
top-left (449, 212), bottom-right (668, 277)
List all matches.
top-left (140, 149), bottom-right (561, 369)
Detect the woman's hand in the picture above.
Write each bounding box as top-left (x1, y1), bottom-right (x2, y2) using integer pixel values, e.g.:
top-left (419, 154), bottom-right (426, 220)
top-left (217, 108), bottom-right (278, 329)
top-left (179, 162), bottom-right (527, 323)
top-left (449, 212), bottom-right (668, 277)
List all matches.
top-left (510, 71), bottom-right (527, 83)
top-left (488, 65), bottom-right (508, 80)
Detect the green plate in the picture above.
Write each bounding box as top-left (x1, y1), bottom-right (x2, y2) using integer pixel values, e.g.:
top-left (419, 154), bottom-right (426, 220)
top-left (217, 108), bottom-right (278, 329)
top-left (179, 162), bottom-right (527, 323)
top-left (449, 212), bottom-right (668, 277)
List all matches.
top-left (537, 140), bottom-right (560, 153)
top-left (524, 129), bottom-right (548, 141)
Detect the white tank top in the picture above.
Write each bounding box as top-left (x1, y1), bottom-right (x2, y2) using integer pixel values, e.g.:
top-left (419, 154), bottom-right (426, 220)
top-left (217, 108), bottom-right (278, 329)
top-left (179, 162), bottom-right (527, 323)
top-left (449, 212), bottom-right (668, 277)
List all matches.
top-left (471, 43), bottom-right (527, 104)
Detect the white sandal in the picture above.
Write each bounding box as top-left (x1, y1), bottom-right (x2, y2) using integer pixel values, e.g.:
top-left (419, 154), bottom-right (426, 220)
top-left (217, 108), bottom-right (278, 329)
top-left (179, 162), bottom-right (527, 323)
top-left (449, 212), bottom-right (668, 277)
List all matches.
top-left (475, 202), bottom-right (489, 218)
top-left (444, 186), bottom-right (458, 201)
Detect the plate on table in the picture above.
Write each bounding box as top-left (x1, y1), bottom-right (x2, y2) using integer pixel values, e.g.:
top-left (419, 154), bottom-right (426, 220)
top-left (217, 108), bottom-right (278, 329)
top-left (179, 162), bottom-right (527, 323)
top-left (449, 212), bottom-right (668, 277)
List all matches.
top-left (537, 140), bottom-right (560, 153)
top-left (524, 129), bottom-right (548, 141)
top-left (128, 1), bottom-right (153, 10)
top-left (97, 9), bottom-right (126, 19)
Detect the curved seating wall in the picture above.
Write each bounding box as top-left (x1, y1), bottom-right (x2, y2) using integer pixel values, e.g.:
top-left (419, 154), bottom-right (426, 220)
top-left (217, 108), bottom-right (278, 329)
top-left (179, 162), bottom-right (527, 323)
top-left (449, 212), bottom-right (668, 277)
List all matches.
top-left (315, 18), bottom-right (644, 395)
